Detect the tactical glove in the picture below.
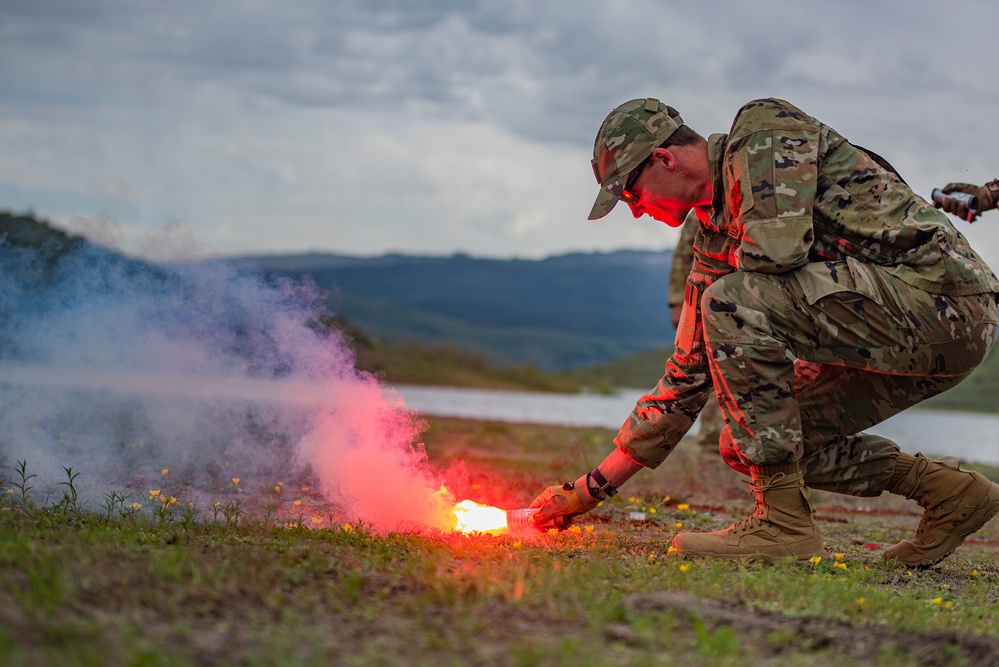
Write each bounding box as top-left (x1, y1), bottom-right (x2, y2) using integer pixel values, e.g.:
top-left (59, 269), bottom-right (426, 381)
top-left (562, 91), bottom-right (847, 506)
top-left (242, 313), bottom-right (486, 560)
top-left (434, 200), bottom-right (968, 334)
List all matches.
top-left (529, 474), bottom-right (601, 527)
top-left (934, 182), bottom-right (998, 222)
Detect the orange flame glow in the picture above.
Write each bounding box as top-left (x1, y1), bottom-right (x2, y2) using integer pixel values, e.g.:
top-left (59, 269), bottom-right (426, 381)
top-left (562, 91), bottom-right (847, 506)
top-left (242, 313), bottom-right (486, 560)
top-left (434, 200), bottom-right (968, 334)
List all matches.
top-left (453, 499), bottom-right (508, 534)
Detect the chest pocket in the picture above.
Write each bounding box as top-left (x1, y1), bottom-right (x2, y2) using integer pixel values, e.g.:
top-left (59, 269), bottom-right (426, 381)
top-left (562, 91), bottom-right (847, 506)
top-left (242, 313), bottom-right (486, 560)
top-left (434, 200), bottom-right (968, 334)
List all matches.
top-left (695, 224), bottom-right (741, 271)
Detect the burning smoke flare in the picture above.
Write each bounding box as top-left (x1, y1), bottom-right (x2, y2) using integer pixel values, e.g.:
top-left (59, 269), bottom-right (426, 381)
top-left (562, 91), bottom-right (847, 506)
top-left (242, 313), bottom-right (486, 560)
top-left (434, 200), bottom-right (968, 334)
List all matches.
top-left (0, 232), bottom-right (458, 531)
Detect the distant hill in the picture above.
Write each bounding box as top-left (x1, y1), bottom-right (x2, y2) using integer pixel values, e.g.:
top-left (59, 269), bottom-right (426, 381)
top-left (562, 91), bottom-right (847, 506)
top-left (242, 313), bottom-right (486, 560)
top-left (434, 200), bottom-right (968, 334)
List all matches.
top-left (234, 250), bottom-right (679, 371)
top-left (3, 211), bottom-right (995, 413)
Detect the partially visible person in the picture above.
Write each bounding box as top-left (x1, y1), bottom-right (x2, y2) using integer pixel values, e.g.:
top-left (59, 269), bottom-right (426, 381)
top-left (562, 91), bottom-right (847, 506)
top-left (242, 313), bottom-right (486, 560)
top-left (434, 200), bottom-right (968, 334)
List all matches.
top-left (933, 180), bottom-right (999, 222)
top-left (529, 96), bottom-right (999, 566)
top-left (668, 210), bottom-right (724, 453)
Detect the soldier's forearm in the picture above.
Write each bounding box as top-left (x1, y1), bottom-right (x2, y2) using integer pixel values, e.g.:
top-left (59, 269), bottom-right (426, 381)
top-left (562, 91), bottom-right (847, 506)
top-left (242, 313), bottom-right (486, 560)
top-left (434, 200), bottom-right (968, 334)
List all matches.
top-left (593, 447), bottom-right (644, 493)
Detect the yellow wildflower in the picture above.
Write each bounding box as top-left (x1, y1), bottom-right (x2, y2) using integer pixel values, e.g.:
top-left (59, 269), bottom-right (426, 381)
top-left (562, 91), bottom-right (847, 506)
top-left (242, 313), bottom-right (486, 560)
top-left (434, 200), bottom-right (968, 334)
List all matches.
top-left (294, 500), bottom-right (302, 506)
top-left (547, 528), bottom-right (558, 536)
top-left (512, 541), bottom-right (523, 548)
top-left (302, 486), bottom-right (310, 492)
top-left (231, 477), bottom-right (240, 486)
top-left (931, 597), bottom-right (943, 605)
top-left (311, 516), bottom-right (323, 525)
top-left (809, 556), bottom-right (822, 565)
top-left (131, 502), bottom-right (142, 510)
top-left (833, 562), bottom-right (847, 571)
top-left (647, 554), bottom-right (656, 564)
top-left (149, 489), bottom-right (160, 498)
top-left (674, 522), bottom-right (683, 529)
top-left (273, 486), bottom-right (281, 494)
top-left (667, 545), bottom-right (678, 556)
top-left (944, 601), bottom-right (954, 610)
top-left (679, 563), bottom-right (691, 573)
top-left (972, 569), bottom-right (980, 576)
top-left (584, 525), bottom-right (595, 534)
top-left (161, 469), bottom-right (169, 476)
top-left (568, 525), bottom-right (582, 534)
top-left (649, 507), bottom-right (656, 514)
top-left (677, 503), bottom-right (690, 511)
top-left (856, 597), bottom-right (865, 607)
top-left (342, 524), bottom-right (353, 533)
top-left (834, 553), bottom-right (845, 561)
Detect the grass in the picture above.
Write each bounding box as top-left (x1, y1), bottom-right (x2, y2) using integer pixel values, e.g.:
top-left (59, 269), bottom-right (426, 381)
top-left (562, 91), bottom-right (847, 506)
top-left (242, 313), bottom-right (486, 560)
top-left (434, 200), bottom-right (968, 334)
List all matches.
top-left (3, 418), bottom-right (999, 666)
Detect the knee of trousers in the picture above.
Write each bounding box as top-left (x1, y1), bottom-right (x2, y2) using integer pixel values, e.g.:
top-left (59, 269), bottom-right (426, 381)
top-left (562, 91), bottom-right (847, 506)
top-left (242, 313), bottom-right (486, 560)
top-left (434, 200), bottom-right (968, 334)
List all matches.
top-left (701, 273), bottom-right (786, 343)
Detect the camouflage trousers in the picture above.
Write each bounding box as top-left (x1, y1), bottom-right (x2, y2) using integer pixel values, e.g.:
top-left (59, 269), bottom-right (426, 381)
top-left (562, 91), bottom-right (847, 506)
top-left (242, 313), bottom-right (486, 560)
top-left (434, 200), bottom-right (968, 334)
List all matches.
top-left (695, 394), bottom-right (725, 450)
top-left (702, 259), bottom-right (998, 497)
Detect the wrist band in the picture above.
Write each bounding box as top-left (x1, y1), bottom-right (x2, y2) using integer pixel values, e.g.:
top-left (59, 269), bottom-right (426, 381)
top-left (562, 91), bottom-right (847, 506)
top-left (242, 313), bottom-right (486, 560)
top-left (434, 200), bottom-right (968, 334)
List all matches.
top-left (589, 469), bottom-right (619, 497)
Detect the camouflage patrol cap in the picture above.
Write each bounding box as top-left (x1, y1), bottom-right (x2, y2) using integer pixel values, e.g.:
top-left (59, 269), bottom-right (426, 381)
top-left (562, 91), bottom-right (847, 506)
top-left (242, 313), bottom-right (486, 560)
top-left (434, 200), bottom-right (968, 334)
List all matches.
top-left (588, 98), bottom-right (683, 220)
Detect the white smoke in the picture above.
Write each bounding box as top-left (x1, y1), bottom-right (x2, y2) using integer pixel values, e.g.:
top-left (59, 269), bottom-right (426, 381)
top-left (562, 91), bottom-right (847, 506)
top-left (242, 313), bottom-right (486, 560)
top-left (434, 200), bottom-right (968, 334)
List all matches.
top-left (0, 238), bottom-right (454, 530)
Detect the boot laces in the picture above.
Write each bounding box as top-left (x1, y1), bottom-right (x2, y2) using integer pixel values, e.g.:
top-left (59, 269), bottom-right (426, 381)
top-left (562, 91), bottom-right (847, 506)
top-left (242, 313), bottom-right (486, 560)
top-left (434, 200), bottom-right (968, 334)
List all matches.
top-left (733, 515), bottom-right (766, 533)
top-left (734, 472), bottom-right (792, 530)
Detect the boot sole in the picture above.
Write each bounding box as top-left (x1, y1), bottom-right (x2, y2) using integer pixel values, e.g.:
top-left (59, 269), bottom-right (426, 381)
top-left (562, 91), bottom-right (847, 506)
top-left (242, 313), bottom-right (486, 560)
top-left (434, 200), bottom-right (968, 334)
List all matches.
top-left (892, 481), bottom-right (999, 568)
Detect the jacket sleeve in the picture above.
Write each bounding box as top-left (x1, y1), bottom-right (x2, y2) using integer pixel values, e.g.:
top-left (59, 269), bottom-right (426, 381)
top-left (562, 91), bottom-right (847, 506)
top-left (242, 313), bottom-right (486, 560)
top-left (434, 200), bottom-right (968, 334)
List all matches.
top-left (729, 126), bottom-right (819, 273)
top-left (613, 225), bottom-right (735, 468)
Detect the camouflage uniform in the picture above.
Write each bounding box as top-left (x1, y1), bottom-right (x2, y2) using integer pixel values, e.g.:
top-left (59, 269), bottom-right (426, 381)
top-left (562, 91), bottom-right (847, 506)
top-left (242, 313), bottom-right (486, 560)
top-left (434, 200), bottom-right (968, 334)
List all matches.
top-left (669, 210), bottom-right (724, 451)
top-left (615, 98), bottom-right (999, 497)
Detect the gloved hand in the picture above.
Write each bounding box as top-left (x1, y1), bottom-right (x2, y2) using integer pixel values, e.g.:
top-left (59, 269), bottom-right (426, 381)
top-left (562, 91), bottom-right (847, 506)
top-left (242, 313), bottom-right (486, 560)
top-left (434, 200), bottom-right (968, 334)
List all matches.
top-left (529, 474), bottom-right (601, 527)
top-left (934, 182), bottom-right (996, 222)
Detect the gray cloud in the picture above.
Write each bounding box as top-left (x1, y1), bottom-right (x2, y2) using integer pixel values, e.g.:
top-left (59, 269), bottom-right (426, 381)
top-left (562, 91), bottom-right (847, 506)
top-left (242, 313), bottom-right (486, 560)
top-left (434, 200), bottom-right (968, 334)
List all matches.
top-left (1, 0), bottom-right (998, 266)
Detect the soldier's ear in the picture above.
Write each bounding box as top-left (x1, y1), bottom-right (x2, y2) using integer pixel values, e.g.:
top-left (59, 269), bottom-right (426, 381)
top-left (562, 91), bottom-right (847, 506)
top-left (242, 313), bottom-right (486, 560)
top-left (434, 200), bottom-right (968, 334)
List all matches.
top-left (652, 147), bottom-right (677, 171)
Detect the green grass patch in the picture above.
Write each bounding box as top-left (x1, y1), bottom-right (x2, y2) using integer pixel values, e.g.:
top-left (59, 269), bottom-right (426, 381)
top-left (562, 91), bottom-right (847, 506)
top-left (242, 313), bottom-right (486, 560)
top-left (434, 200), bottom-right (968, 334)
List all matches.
top-left (2, 419), bottom-right (999, 666)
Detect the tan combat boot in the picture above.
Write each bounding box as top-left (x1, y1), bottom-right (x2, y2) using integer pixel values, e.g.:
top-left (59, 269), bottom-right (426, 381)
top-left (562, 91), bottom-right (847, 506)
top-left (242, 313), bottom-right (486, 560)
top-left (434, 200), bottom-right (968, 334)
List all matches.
top-left (671, 462), bottom-right (824, 562)
top-left (884, 453), bottom-right (999, 567)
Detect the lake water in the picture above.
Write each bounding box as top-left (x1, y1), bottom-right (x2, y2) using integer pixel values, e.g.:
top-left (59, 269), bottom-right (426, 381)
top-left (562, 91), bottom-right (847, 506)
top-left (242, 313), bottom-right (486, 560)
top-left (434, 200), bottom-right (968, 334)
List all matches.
top-left (391, 384), bottom-right (999, 467)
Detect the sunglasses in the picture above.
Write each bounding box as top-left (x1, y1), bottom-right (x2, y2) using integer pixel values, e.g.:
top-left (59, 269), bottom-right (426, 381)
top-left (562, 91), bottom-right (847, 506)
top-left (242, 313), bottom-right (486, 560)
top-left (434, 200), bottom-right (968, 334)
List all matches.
top-left (619, 155), bottom-right (651, 204)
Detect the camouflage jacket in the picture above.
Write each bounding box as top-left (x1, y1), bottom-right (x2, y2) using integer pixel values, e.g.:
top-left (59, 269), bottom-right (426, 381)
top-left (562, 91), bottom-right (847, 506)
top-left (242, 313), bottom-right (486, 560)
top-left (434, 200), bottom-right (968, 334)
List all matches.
top-left (667, 211), bottom-right (698, 308)
top-left (614, 98), bottom-right (999, 468)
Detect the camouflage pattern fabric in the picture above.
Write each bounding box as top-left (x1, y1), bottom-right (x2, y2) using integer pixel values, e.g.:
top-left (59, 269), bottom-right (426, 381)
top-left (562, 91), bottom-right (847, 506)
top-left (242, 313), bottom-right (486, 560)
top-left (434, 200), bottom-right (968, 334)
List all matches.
top-left (704, 269), bottom-right (996, 492)
top-left (669, 210), bottom-right (725, 450)
top-left (588, 98), bottom-right (683, 220)
top-left (614, 98), bottom-right (999, 494)
top-left (668, 211), bottom-right (699, 308)
top-left (695, 392), bottom-right (725, 451)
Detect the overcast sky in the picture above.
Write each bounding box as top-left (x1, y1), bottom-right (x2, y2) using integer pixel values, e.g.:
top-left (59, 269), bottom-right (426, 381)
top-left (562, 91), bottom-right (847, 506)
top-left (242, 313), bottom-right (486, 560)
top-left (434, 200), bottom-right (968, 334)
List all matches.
top-left (3, 0), bottom-right (999, 268)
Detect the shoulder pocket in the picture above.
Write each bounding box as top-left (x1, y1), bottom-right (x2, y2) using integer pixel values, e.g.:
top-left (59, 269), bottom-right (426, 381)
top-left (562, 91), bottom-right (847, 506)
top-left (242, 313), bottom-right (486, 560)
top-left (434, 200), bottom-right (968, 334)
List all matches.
top-left (728, 150), bottom-right (755, 218)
